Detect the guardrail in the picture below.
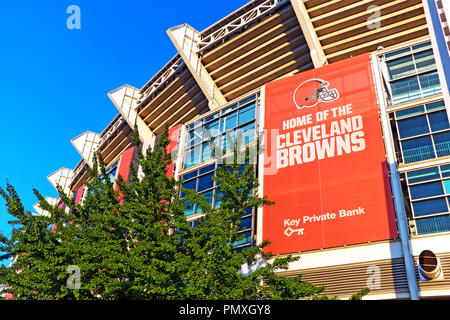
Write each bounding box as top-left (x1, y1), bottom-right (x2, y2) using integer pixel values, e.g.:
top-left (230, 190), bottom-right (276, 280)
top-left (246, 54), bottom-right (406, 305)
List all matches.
top-left (197, 0), bottom-right (286, 54)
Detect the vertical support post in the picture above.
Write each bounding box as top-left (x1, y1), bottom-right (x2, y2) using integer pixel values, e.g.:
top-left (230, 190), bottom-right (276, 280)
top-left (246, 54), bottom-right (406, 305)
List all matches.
top-left (290, 0), bottom-right (328, 67)
top-left (256, 86), bottom-right (266, 246)
top-left (371, 53), bottom-right (420, 300)
top-left (174, 124), bottom-right (188, 181)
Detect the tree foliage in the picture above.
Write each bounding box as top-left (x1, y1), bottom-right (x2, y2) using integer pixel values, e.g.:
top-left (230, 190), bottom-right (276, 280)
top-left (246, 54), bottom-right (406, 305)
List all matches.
top-left (0, 128), bottom-right (368, 300)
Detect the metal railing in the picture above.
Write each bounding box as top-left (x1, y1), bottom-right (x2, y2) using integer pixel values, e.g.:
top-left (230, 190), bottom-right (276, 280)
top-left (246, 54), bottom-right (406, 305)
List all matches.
top-left (403, 145), bottom-right (436, 163)
top-left (138, 55), bottom-right (184, 109)
top-left (197, 0), bottom-right (286, 54)
top-left (403, 141), bottom-right (450, 163)
top-left (415, 214), bottom-right (450, 235)
top-left (71, 160), bottom-right (89, 190)
top-left (98, 117), bottom-right (126, 150)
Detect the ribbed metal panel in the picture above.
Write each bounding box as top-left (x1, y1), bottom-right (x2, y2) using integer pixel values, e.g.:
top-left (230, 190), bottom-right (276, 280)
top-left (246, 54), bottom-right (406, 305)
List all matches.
top-left (303, 0), bottom-right (429, 63)
top-left (277, 258), bottom-right (409, 298)
top-left (137, 66), bottom-right (209, 135)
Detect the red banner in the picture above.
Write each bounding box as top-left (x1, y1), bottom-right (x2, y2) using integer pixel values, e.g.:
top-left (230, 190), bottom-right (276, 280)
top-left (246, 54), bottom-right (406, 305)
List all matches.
top-left (263, 54), bottom-right (398, 255)
top-left (167, 125), bottom-right (180, 179)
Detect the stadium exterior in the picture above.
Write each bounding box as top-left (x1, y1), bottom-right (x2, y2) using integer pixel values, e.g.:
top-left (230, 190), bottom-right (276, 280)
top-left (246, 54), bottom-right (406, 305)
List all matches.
top-left (34, 0), bottom-right (450, 300)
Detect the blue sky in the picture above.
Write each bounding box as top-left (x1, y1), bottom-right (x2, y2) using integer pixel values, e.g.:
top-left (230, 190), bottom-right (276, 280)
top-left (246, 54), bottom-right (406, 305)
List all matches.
top-left (0, 0), bottom-right (249, 263)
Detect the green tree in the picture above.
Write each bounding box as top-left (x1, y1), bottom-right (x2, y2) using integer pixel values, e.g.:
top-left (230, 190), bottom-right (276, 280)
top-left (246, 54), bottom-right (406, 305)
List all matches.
top-left (177, 133), bottom-right (327, 299)
top-left (0, 182), bottom-right (65, 299)
top-left (0, 128), bottom-right (192, 300)
top-left (0, 128), bottom-right (368, 300)
top-left (114, 128), bottom-right (191, 299)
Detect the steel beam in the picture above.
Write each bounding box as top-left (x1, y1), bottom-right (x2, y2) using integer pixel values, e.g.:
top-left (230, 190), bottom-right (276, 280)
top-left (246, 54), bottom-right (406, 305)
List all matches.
top-left (289, 0), bottom-right (328, 67)
top-left (167, 24), bottom-right (227, 110)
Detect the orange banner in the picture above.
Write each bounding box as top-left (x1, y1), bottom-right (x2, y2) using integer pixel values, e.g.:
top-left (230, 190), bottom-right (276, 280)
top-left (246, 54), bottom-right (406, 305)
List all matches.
top-left (263, 54), bottom-right (398, 255)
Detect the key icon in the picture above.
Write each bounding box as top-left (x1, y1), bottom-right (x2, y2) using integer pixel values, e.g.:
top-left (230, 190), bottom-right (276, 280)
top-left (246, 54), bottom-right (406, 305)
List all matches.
top-left (284, 227), bottom-right (304, 237)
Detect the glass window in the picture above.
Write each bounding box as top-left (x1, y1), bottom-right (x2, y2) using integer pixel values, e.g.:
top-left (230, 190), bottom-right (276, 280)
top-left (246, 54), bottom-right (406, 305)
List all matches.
top-left (237, 122), bottom-right (256, 145)
top-left (384, 42), bottom-right (440, 105)
top-left (240, 216), bottom-right (253, 230)
top-left (414, 50), bottom-right (436, 73)
top-left (395, 106), bottom-right (425, 119)
top-left (441, 164), bottom-right (450, 178)
top-left (222, 130), bottom-right (236, 153)
top-left (183, 96), bottom-right (257, 169)
top-left (186, 128), bottom-right (202, 148)
top-left (428, 111), bottom-right (450, 132)
top-left (194, 202), bottom-right (202, 215)
top-left (416, 215), bottom-right (450, 235)
top-left (203, 112), bottom-right (220, 123)
top-left (221, 110), bottom-right (237, 133)
top-left (181, 179), bottom-right (196, 196)
top-left (180, 167), bottom-right (219, 215)
top-left (401, 136), bottom-right (435, 163)
top-left (197, 172), bottom-right (214, 192)
top-left (203, 119), bottom-right (220, 139)
top-left (394, 100), bottom-right (450, 165)
top-left (238, 103), bottom-right (255, 126)
top-left (387, 55), bottom-right (416, 80)
top-left (412, 42), bottom-right (432, 51)
top-left (409, 181), bottom-right (444, 200)
top-left (184, 147), bottom-right (201, 169)
top-left (202, 190), bottom-right (213, 206)
top-left (107, 165), bottom-right (118, 183)
top-left (184, 202), bottom-right (195, 217)
top-left (238, 95), bottom-right (256, 106)
top-left (190, 219), bottom-right (199, 228)
top-left (433, 131), bottom-right (450, 158)
top-left (385, 47), bottom-right (411, 60)
top-left (221, 103), bottom-right (238, 115)
top-left (201, 141), bottom-right (213, 163)
top-left (199, 163), bottom-right (215, 175)
top-left (182, 170), bottom-right (198, 181)
top-left (180, 96), bottom-right (258, 246)
top-left (233, 230), bottom-right (252, 247)
top-left (244, 207), bottom-right (253, 216)
top-left (413, 198), bottom-right (448, 217)
top-left (397, 115), bottom-right (429, 138)
top-left (419, 71), bottom-right (441, 98)
top-left (407, 167), bottom-right (440, 184)
top-left (214, 189), bottom-right (223, 208)
top-left (406, 163), bottom-right (450, 235)
top-left (426, 100), bottom-right (446, 112)
top-left (391, 76), bottom-right (421, 105)
top-left (443, 180), bottom-right (450, 194)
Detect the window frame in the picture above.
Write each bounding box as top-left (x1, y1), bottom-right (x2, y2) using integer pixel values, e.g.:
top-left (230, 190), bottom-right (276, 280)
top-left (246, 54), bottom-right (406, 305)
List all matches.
top-left (180, 160), bottom-right (257, 249)
top-left (405, 165), bottom-right (450, 224)
top-left (183, 95), bottom-right (259, 170)
top-left (392, 101), bottom-right (449, 164)
top-left (383, 42), bottom-right (442, 106)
